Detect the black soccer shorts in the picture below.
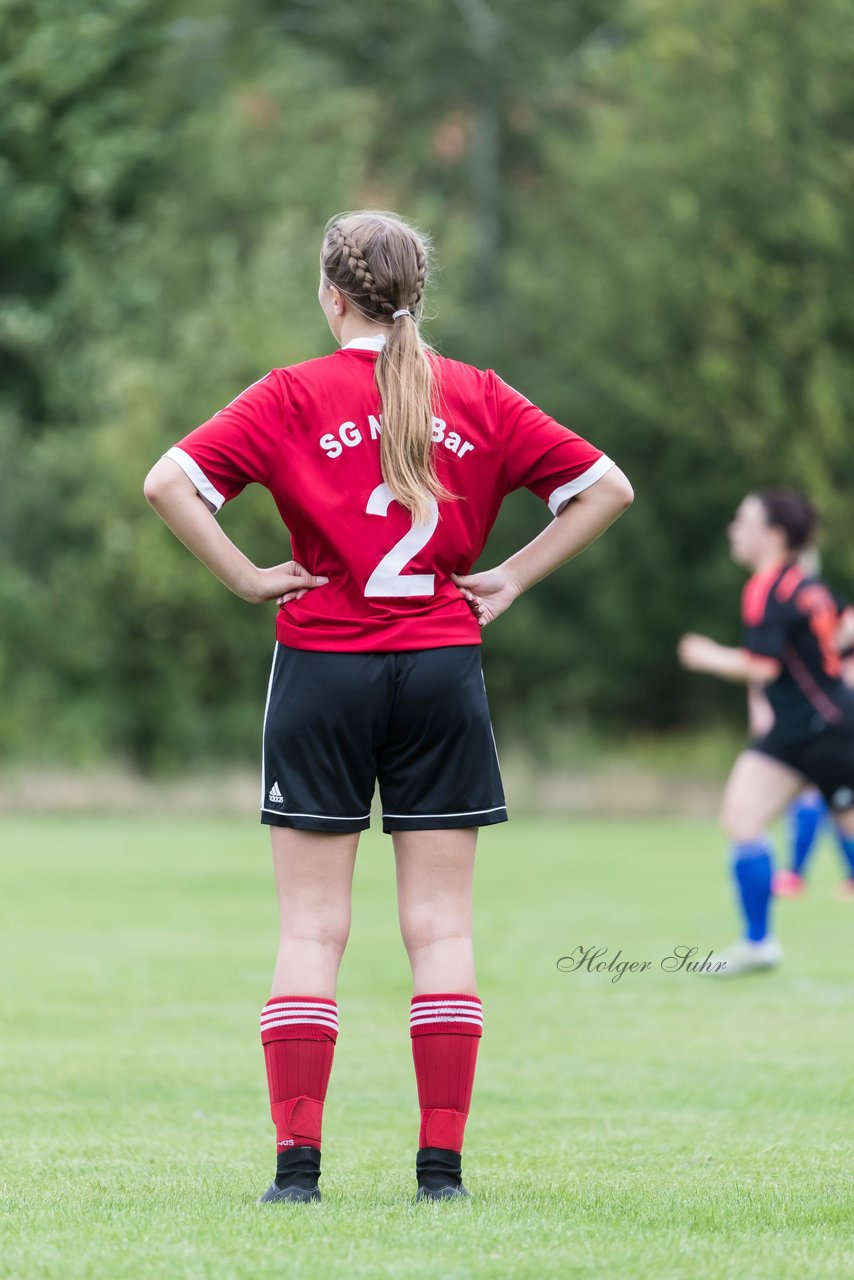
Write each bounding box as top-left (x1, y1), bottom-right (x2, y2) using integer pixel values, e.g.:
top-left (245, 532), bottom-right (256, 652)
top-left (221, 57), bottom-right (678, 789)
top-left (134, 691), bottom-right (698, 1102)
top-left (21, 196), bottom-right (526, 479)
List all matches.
top-left (259, 642), bottom-right (508, 834)
top-left (750, 715), bottom-right (854, 812)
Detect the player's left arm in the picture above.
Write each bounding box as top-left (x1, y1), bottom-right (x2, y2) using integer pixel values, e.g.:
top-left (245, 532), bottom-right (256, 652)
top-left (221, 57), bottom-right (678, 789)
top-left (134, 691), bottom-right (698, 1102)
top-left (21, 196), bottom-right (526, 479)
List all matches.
top-left (835, 604), bottom-right (854, 656)
top-left (747, 681), bottom-right (775, 736)
top-left (677, 633), bottom-right (781, 684)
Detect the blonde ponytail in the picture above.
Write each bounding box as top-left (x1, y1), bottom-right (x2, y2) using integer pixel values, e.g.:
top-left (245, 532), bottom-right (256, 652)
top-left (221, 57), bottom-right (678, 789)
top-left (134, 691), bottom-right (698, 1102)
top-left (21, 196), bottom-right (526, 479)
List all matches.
top-left (321, 211), bottom-right (458, 525)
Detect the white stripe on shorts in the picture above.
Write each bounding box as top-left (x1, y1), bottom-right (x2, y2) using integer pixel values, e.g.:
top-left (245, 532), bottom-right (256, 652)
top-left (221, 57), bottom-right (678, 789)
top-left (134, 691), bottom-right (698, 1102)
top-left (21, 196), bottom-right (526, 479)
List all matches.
top-left (382, 805), bottom-right (506, 819)
top-left (259, 642), bottom-right (280, 813)
top-left (260, 807), bottom-right (371, 820)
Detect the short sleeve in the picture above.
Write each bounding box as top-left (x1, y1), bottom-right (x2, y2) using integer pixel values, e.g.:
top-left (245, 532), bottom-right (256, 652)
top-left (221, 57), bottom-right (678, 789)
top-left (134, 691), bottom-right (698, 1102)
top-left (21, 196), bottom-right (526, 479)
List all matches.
top-left (489, 372), bottom-right (615, 516)
top-left (741, 580), bottom-right (792, 659)
top-left (162, 371), bottom-right (285, 512)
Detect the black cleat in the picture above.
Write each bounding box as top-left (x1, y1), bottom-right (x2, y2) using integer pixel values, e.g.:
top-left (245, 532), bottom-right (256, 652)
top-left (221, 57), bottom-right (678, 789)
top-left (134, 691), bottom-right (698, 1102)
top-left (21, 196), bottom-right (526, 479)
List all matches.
top-left (258, 1145), bottom-right (322, 1204)
top-left (415, 1146), bottom-right (470, 1201)
top-left (258, 1181), bottom-right (320, 1203)
top-left (416, 1183), bottom-right (470, 1202)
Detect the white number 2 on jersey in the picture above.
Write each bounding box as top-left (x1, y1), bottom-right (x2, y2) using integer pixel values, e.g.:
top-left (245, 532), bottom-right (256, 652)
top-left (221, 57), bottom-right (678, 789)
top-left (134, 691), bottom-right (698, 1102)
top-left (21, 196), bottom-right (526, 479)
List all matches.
top-left (363, 482), bottom-right (438, 597)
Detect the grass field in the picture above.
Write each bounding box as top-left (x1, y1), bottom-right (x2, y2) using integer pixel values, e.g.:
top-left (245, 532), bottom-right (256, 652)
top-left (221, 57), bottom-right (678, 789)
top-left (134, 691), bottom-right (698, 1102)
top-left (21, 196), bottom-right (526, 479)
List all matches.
top-left (1, 812), bottom-right (852, 1280)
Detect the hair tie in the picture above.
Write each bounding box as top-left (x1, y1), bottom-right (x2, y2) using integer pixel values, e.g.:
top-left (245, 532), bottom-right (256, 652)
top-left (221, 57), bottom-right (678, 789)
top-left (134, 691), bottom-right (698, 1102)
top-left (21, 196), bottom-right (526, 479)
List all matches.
top-left (392, 309), bottom-right (414, 320)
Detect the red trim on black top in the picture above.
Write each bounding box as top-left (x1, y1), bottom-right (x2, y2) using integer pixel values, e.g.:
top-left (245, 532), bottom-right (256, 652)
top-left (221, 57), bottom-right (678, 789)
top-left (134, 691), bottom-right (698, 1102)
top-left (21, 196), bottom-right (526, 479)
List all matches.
top-left (775, 565), bottom-right (804, 603)
top-left (742, 564), bottom-right (784, 626)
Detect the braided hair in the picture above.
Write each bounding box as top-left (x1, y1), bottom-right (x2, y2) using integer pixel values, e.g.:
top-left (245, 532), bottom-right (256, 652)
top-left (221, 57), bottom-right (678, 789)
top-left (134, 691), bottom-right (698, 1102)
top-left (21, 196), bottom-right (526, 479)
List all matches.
top-left (327, 221), bottom-right (427, 318)
top-left (320, 210), bottom-right (457, 525)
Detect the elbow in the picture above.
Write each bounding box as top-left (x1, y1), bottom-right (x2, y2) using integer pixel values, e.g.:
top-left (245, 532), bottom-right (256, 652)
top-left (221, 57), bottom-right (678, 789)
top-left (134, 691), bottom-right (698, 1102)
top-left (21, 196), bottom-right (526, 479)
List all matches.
top-left (606, 466), bottom-right (634, 512)
top-left (144, 460), bottom-right (216, 514)
top-left (143, 467), bottom-right (165, 507)
top-left (144, 457), bottom-right (184, 507)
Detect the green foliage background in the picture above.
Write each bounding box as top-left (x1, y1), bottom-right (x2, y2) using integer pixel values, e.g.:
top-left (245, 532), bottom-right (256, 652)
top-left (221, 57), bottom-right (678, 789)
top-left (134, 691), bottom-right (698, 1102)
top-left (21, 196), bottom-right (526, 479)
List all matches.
top-left (2, 0), bottom-right (853, 772)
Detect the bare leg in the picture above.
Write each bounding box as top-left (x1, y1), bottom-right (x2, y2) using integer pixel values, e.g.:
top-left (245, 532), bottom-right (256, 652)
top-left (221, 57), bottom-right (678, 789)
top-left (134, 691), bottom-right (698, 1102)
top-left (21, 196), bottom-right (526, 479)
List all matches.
top-left (394, 827), bottom-right (481, 1187)
top-left (833, 806), bottom-right (854, 839)
top-left (720, 750), bottom-right (806, 842)
top-left (269, 827), bottom-right (360, 997)
top-left (714, 751), bottom-right (806, 968)
top-left (393, 828), bottom-right (478, 993)
top-left (260, 828), bottom-right (358, 1191)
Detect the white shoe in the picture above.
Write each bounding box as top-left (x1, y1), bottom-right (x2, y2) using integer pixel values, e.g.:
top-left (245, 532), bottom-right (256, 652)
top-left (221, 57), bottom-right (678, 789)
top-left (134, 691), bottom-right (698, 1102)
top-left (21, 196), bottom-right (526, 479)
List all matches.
top-left (704, 937), bottom-right (783, 976)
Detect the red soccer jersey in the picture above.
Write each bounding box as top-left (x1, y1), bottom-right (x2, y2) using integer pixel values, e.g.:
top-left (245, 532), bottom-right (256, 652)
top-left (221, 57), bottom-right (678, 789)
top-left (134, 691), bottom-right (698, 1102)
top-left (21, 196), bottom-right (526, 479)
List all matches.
top-left (163, 335), bottom-right (614, 651)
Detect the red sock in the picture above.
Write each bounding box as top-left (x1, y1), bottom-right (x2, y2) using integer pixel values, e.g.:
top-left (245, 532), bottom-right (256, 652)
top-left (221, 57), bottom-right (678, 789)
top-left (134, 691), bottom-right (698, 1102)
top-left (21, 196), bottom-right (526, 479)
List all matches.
top-left (260, 996), bottom-right (338, 1152)
top-left (410, 992), bottom-right (483, 1152)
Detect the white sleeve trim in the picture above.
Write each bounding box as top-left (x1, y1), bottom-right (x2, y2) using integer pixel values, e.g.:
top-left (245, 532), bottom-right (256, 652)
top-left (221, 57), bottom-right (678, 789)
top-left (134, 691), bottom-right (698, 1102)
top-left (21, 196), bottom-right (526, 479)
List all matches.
top-left (548, 455), bottom-right (616, 517)
top-left (162, 447), bottom-right (226, 512)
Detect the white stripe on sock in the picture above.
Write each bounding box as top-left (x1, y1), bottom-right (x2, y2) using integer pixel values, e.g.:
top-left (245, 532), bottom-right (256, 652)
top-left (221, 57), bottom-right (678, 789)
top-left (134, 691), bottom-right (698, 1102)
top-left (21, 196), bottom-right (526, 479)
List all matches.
top-left (410, 998), bottom-right (482, 1007)
top-left (410, 1004), bottom-right (482, 1018)
top-left (409, 1013), bottom-right (484, 1028)
top-left (410, 1000), bottom-right (482, 1010)
top-left (410, 1005), bottom-right (483, 1015)
top-left (260, 1015), bottom-right (340, 1033)
top-left (261, 1004), bottom-right (338, 1019)
top-left (261, 1009), bottom-right (339, 1024)
top-left (262, 1001), bottom-right (338, 1014)
top-left (409, 1013), bottom-right (483, 1024)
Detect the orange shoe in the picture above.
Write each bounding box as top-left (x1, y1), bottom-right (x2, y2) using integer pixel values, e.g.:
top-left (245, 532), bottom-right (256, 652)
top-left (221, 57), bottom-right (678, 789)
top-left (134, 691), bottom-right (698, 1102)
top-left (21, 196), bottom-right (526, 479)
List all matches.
top-left (773, 869), bottom-right (806, 898)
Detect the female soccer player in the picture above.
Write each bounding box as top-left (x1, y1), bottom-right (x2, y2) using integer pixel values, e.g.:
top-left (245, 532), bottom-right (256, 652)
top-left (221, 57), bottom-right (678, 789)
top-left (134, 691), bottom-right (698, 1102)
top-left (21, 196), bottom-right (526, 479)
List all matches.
top-left (143, 210), bottom-right (633, 1202)
top-left (678, 488), bottom-right (854, 974)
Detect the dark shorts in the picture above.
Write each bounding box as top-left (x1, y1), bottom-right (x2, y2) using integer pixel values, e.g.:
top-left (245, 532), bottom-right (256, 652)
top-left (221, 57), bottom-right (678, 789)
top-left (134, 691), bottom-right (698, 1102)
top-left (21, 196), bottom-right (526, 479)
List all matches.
top-left (750, 717), bottom-right (854, 812)
top-left (260, 642), bottom-right (508, 834)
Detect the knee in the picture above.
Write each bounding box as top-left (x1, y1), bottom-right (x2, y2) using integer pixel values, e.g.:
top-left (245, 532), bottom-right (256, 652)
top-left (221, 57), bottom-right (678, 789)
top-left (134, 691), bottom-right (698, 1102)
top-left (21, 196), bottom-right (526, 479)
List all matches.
top-left (400, 906), bottom-right (471, 957)
top-left (833, 808), bottom-right (854, 840)
top-left (720, 798), bottom-right (766, 846)
top-left (280, 907), bottom-right (351, 955)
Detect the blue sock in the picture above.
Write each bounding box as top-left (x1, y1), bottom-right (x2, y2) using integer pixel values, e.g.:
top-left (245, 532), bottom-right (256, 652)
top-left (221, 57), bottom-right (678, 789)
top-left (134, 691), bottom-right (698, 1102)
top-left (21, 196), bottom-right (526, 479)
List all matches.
top-left (834, 832), bottom-right (854, 879)
top-left (731, 840), bottom-right (774, 942)
top-left (788, 791), bottom-right (825, 875)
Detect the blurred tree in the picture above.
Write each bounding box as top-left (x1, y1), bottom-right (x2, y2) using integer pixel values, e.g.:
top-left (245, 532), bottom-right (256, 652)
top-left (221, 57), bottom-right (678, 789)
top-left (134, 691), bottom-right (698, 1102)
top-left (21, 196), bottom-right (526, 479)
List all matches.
top-left (0, 1), bottom-right (381, 768)
top-left (1, 0), bottom-right (852, 769)
top-left (500, 0), bottom-right (854, 732)
top-left (258, 0), bottom-right (615, 341)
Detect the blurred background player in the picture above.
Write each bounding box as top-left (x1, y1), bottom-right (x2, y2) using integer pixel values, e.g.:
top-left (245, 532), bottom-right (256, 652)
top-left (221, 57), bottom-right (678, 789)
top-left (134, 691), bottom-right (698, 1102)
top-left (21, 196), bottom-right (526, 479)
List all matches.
top-left (678, 488), bottom-right (854, 974)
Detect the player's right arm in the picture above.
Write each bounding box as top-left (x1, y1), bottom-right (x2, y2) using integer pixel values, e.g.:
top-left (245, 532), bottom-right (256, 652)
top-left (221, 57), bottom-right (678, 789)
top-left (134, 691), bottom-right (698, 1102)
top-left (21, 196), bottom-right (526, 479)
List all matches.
top-left (143, 459), bottom-right (326, 604)
top-left (144, 371), bottom-right (328, 605)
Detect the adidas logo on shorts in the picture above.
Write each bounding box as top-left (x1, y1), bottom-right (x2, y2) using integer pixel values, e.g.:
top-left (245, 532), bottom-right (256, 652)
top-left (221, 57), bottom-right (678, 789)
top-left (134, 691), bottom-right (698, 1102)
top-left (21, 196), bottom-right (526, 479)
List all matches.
top-left (268, 780), bottom-right (284, 804)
